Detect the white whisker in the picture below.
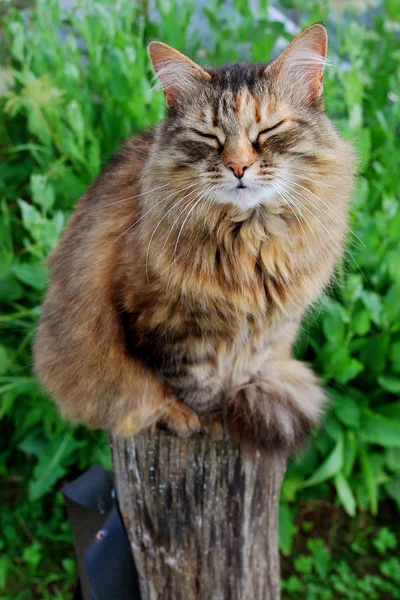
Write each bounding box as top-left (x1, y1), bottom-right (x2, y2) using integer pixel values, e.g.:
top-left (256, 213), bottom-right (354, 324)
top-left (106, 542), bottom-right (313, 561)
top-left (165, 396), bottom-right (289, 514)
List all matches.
top-left (160, 189), bottom-right (208, 253)
top-left (279, 175), bottom-right (344, 228)
top-left (113, 183), bottom-right (197, 244)
top-left (87, 182), bottom-right (171, 214)
top-left (270, 182), bottom-right (315, 257)
top-left (172, 186), bottom-right (212, 258)
top-left (145, 186), bottom-right (202, 281)
top-left (281, 178), bottom-right (363, 274)
top-left (278, 181), bottom-right (343, 254)
top-left (288, 173), bottom-right (365, 247)
top-left (281, 176), bottom-right (358, 234)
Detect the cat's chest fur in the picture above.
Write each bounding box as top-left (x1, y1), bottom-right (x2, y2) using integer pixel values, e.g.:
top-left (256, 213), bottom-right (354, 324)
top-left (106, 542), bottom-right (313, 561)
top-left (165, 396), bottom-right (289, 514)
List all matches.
top-left (123, 279), bottom-right (280, 414)
top-left (180, 317), bottom-right (273, 413)
top-left (121, 213), bottom-right (320, 414)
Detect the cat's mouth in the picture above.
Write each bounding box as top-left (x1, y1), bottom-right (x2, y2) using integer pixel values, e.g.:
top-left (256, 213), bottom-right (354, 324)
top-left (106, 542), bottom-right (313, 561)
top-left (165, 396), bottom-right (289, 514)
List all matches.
top-left (214, 180), bottom-right (276, 209)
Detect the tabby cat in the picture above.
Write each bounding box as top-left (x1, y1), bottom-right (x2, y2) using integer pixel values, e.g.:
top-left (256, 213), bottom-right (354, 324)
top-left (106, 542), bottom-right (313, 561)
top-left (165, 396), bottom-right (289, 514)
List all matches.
top-left (34, 24), bottom-right (355, 452)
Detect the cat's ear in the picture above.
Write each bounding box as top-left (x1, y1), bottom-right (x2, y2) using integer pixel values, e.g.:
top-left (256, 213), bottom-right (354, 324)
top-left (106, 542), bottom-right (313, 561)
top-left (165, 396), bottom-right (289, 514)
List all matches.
top-left (148, 42), bottom-right (211, 107)
top-left (273, 24), bottom-right (328, 103)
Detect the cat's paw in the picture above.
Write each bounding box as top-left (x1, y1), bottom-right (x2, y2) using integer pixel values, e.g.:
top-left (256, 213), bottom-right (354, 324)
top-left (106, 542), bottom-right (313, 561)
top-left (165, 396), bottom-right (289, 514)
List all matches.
top-left (228, 361), bottom-right (326, 453)
top-left (158, 400), bottom-right (201, 439)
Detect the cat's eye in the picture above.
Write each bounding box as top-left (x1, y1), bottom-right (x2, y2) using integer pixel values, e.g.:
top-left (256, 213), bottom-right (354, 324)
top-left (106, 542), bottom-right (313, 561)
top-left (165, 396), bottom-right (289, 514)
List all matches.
top-left (192, 129), bottom-right (223, 149)
top-left (256, 120), bottom-right (286, 142)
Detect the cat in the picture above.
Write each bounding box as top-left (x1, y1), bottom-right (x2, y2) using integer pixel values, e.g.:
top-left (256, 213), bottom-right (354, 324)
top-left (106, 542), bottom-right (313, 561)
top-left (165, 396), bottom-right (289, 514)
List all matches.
top-left (34, 24), bottom-right (355, 453)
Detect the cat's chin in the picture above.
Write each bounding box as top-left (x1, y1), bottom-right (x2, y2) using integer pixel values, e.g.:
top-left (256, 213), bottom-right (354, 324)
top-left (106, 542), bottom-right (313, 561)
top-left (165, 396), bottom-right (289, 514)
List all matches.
top-left (214, 184), bottom-right (280, 211)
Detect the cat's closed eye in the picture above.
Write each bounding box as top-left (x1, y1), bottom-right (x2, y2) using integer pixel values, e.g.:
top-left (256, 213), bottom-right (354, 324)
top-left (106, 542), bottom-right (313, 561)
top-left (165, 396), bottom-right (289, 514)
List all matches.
top-left (192, 129), bottom-right (223, 150)
top-left (256, 120), bottom-right (286, 144)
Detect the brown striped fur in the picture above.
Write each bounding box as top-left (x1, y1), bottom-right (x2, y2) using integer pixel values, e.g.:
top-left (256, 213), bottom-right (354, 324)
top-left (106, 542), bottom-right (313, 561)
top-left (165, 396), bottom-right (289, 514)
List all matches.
top-left (34, 25), bottom-right (355, 452)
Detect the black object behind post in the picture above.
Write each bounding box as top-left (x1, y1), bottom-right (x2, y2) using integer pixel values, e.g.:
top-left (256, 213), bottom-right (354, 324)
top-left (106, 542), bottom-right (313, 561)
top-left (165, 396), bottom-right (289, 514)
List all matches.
top-left (62, 464), bottom-right (140, 600)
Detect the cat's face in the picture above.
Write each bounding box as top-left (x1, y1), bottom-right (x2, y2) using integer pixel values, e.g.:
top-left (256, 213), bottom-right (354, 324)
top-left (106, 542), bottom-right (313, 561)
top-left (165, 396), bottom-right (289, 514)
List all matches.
top-left (149, 25), bottom-right (331, 211)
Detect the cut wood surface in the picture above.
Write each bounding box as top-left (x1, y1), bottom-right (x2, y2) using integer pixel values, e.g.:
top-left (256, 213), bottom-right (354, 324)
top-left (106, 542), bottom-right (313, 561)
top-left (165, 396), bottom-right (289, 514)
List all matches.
top-left (112, 429), bottom-right (286, 600)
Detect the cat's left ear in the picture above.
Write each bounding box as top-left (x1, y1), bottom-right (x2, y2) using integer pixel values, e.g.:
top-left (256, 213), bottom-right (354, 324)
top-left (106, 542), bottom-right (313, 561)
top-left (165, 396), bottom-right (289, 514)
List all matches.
top-left (272, 24), bottom-right (328, 104)
top-left (148, 42), bottom-right (211, 108)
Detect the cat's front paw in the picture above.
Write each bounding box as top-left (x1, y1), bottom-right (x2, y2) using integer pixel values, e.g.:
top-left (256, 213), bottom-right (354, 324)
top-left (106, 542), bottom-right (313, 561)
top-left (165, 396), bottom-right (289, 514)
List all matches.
top-left (228, 361), bottom-right (326, 453)
top-left (158, 400), bottom-right (201, 439)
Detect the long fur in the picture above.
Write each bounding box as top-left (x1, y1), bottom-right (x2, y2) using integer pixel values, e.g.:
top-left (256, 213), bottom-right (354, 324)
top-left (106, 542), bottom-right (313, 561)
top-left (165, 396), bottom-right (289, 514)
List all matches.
top-left (34, 25), bottom-right (355, 452)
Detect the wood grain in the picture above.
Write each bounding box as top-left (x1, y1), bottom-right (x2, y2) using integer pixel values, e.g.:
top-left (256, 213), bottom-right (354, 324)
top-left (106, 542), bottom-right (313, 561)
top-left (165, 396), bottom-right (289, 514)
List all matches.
top-left (111, 430), bottom-right (286, 600)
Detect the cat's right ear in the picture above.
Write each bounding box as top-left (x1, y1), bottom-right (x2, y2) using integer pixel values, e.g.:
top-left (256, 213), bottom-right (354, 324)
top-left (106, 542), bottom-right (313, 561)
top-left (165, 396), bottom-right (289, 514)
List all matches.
top-left (272, 24), bottom-right (328, 105)
top-left (148, 42), bottom-right (211, 107)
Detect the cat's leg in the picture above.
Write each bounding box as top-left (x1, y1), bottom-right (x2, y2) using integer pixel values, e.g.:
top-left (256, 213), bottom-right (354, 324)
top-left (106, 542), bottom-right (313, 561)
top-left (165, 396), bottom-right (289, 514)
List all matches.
top-left (118, 397), bottom-right (201, 439)
top-left (228, 321), bottom-right (327, 452)
top-left (158, 400), bottom-right (201, 438)
top-left (228, 360), bottom-right (326, 452)
top-left (114, 389), bottom-right (174, 437)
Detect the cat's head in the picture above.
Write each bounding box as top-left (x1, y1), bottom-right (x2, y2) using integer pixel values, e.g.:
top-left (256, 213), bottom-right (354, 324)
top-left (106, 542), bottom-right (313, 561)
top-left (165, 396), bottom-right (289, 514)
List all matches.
top-left (148, 25), bottom-right (335, 211)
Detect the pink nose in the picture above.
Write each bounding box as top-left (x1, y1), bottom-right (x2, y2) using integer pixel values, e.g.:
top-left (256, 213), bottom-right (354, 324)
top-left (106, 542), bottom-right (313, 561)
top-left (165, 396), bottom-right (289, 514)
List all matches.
top-left (224, 161), bottom-right (251, 180)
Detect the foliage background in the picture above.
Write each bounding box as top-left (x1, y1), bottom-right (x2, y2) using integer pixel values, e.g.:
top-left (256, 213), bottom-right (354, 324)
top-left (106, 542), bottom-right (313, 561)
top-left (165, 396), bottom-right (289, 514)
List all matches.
top-left (0, 0), bottom-right (399, 597)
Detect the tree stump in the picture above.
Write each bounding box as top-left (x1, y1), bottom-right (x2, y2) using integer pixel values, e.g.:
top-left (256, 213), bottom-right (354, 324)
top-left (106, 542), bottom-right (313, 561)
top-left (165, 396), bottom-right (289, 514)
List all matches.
top-left (111, 430), bottom-right (286, 600)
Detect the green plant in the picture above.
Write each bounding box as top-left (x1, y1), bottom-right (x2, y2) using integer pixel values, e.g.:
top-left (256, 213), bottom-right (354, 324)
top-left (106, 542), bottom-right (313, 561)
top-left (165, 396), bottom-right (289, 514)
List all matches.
top-left (281, 506), bottom-right (400, 599)
top-left (277, 0), bottom-right (400, 552)
top-left (1, 0), bottom-right (400, 597)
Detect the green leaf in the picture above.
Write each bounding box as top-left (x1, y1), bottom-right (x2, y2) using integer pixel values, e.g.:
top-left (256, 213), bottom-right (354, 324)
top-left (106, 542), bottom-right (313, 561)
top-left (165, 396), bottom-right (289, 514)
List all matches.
top-left (283, 575), bottom-right (303, 594)
top-left (324, 413), bottom-right (343, 440)
top-left (361, 290), bottom-right (383, 326)
top-left (0, 276), bottom-right (24, 301)
top-left (390, 341), bottom-right (400, 373)
top-left (303, 434), bottom-right (344, 487)
top-left (385, 479), bottom-right (400, 510)
top-left (0, 555), bottom-right (10, 591)
top-left (352, 127), bottom-right (372, 171)
top-left (333, 394), bottom-right (361, 428)
top-left (359, 334), bottom-right (390, 376)
top-left (385, 447), bottom-right (400, 472)
top-left (66, 100), bottom-right (85, 148)
top-left (376, 402), bottom-right (400, 419)
top-left (335, 358), bottom-right (364, 385)
top-left (279, 504), bottom-right (294, 556)
top-left (18, 199), bottom-right (44, 235)
top-left (0, 346), bottom-right (9, 375)
top-left (343, 432), bottom-right (358, 478)
top-left (22, 542), bottom-right (43, 571)
top-left (323, 302), bottom-right (345, 344)
top-left (349, 103), bottom-right (362, 130)
top-left (343, 274), bottom-right (363, 303)
top-left (359, 445), bottom-right (378, 515)
top-left (62, 558), bottom-right (77, 577)
top-left (29, 433), bottom-right (81, 500)
top-left (323, 346), bottom-right (351, 381)
top-left (373, 527), bottom-right (397, 554)
top-left (12, 262), bottom-right (49, 291)
top-left (378, 376), bottom-right (400, 394)
top-left (18, 433), bottom-right (48, 457)
top-left (30, 173), bottom-right (55, 212)
top-left (307, 539), bottom-right (331, 578)
top-left (383, 284), bottom-right (400, 324)
top-left (352, 309), bottom-right (371, 336)
top-left (360, 409), bottom-right (400, 447)
top-left (334, 472), bottom-right (356, 517)
top-left (294, 555), bottom-right (313, 575)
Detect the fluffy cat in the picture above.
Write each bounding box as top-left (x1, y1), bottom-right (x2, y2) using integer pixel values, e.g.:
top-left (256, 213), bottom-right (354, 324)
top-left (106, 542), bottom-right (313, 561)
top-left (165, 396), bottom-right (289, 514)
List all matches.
top-left (34, 24), bottom-right (355, 453)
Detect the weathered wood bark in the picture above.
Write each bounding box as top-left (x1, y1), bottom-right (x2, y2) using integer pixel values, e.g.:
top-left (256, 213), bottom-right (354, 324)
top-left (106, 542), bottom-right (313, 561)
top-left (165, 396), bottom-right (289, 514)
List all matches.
top-left (111, 430), bottom-right (286, 600)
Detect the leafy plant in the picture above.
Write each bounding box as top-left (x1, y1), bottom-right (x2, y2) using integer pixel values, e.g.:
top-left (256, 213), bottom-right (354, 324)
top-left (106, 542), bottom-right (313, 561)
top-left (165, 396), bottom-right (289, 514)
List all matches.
top-left (281, 509), bottom-right (400, 599)
top-left (1, 0), bottom-right (400, 597)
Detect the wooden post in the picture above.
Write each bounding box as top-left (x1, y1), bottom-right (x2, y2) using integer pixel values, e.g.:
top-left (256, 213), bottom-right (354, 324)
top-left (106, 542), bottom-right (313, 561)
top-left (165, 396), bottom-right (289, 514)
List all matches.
top-left (111, 429), bottom-right (286, 600)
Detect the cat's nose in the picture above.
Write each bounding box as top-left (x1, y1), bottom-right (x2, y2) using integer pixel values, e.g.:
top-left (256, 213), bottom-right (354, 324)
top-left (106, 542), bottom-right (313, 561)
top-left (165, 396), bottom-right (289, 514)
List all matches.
top-left (224, 161), bottom-right (252, 180)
